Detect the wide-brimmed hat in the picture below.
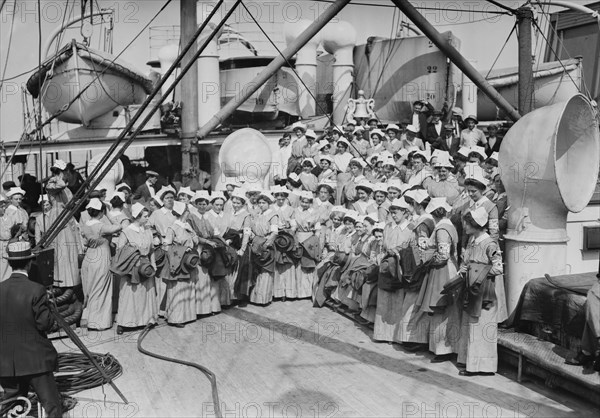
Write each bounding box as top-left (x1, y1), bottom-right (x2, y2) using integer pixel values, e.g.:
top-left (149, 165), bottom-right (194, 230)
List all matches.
top-left (299, 191), bottom-right (314, 201)
top-left (146, 170), bottom-right (159, 177)
top-left (336, 138), bottom-right (350, 148)
top-left (386, 124), bottom-right (400, 132)
top-left (305, 129), bottom-right (317, 139)
top-left (4, 240), bottom-right (36, 260)
top-left (489, 151), bottom-right (499, 162)
top-left (464, 114), bottom-right (478, 124)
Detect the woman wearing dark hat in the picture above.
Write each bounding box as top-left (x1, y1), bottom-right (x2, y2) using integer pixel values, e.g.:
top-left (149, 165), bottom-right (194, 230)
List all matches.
top-left (114, 203), bottom-right (158, 334)
top-left (163, 201), bottom-right (198, 327)
top-left (81, 198), bottom-right (123, 330)
top-left (373, 198), bottom-right (413, 343)
top-left (249, 193), bottom-right (279, 305)
top-left (456, 207), bottom-right (507, 376)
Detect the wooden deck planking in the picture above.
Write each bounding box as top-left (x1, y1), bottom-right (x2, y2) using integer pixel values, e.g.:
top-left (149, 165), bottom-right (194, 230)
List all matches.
top-left (56, 300), bottom-right (599, 417)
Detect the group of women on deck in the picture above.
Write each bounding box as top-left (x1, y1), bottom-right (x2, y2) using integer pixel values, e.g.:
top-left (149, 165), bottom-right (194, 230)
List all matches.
top-left (0, 125), bottom-right (508, 377)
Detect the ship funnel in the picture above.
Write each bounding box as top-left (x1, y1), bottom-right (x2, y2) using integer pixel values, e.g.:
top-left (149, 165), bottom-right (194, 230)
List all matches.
top-left (285, 20), bottom-right (321, 118)
top-left (218, 128), bottom-right (273, 189)
top-left (499, 94), bottom-right (600, 314)
top-left (322, 21), bottom-right (357, 125)
top-left (158, 44), bottom-right (180, 99)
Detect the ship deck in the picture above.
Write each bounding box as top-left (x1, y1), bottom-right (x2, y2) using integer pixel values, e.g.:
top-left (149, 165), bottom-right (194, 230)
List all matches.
top-left (54, 300), bottom-right (599, 417)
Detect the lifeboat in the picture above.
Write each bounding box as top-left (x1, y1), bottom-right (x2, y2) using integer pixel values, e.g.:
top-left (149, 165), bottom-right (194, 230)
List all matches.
top-left (27, 40), bottom-right (153, 126)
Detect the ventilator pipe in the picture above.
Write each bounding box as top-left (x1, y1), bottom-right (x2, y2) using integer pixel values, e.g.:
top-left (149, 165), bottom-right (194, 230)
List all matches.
top-left (284, 20), bottom-right (321, 118)
top-left (87, 154), bottom-right (124, 198)
top-left (499, 94), bottom-right (600, 315)
top-left (322, 21), bottom-right (357, 126)
top-left (461, 60), bottom-right (478, 117)
top-left (158, 44), bottom-right (180, 99)
top-left (218, 128), bottom-right (273, 190)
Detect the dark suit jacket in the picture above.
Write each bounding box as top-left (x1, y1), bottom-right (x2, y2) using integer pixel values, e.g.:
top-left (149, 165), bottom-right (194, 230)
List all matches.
top-left (425, 123), bottom-right (443, 146)
top-left (133, 183), bottom-right (155, 202)
top-left (485, 136), bottom-right (503, 156)
top-left (0, 272), bottom-right (57, 377)
top-left (434, 134), bottom-right (461, 155)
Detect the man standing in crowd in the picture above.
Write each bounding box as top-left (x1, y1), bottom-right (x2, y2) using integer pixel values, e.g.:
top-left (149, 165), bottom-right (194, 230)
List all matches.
top-left (460, 115), bottom-right (486, 148)
top-left (0, 240), bottom-right (62, 417)
top-left (133, 170), bottom-right (159, 202)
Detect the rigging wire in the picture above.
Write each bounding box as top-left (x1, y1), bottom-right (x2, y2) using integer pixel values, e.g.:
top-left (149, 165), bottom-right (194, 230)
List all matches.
top-left (37, 0), bottom-right (236, 250)
top-left (0, 0), bottom-right (17, 101)
top-left (532, 1), bottom-right (593, 98)
top-left (310, 0), bottom-right (511, 14)
top-left (239, 1), bottom-right (372, 168)
top-left (484, 22), bottom-right (517, 79)
top-left (28, 0), bottom-right (174, 137)
top-left (531, 18), bottom-right (582, 93)
top-left (485, 0), bottom-right (517, 14)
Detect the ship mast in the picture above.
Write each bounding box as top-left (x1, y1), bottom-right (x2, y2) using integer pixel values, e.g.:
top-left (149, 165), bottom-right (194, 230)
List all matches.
top-left (516, 5), bottom-right (534, 115)
top-left (180, 0), bottom-right (199, 184)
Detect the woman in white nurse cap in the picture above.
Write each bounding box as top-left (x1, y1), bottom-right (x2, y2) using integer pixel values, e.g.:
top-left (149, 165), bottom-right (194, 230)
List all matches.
top-left (457, 205), bottom-right (506, 376)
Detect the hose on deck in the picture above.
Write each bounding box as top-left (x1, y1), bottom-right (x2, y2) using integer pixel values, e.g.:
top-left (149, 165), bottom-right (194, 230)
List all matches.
top-left (137, 324), bottom-right (222, 418)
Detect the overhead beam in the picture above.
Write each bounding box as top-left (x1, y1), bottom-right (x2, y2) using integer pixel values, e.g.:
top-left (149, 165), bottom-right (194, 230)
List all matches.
top-left (390, 0), bottom-right (522, 122)
top-left (196, 0), bottom-right (353, 139)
